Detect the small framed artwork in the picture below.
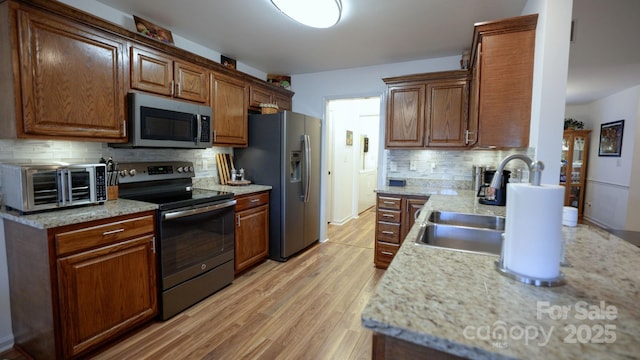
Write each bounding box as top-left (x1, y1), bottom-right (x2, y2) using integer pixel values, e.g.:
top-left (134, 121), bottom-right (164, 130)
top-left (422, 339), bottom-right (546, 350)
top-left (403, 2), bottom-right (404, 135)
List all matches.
top-left (133, 15), bottom-right (174, 44)
top-left (598, 120), bottom-right (624, 157)
top-left (346, 130), bottom-right (353, 146)
top-left (221, 55), bottom-right (236, 70)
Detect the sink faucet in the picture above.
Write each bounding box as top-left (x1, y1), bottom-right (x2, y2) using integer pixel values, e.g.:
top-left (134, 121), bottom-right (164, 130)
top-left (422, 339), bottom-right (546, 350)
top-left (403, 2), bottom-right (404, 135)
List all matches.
top-left (489, 154), bottom-right (544, 196)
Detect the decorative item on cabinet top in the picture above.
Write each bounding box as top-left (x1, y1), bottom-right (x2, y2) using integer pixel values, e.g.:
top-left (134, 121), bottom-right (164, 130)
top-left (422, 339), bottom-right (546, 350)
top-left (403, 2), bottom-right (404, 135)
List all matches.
top-left (133, 15), bottom-right (174, 44)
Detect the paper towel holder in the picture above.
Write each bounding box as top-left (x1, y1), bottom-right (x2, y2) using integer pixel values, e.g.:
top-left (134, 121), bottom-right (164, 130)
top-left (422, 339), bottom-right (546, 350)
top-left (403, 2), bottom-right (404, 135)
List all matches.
top-left (494, 261), bottom-right (565, 287)
top-left (496, 233), bottom-right (565, 286)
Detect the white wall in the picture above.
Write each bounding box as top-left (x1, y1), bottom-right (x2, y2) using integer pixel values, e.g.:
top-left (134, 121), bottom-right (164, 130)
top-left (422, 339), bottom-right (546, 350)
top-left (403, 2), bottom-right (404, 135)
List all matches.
top-left (522, 0), bottom-right (573, 185)
top-left (566, 85), bottom-right (640, 230)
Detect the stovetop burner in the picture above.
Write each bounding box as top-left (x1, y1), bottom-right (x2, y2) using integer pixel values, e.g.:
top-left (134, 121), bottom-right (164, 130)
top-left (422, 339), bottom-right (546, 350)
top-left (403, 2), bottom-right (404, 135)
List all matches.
top-left (116, 161), bottom-right (234, 210)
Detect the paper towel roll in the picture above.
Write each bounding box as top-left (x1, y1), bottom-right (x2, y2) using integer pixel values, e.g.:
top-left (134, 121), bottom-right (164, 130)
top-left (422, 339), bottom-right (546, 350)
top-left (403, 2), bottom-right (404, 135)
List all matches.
top-left (503, 183), bottom-right (565, 279)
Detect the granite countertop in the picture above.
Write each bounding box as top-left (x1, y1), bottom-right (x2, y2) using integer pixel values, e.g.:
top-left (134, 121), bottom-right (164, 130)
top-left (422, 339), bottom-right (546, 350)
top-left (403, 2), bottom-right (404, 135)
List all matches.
top-left (193, 177), bottom-right (272, 196)
top-left (0, 199), bottom-right (158, 229)
top-left (0, 179), bottom-right (271, 229)
top-left (362, 190), bottom-right (640, 359)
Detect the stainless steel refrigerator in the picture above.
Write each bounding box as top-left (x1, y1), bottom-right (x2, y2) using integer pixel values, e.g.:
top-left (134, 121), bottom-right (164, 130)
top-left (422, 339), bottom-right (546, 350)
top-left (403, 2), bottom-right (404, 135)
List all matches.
top-left (234, 111), bottom-right (321, 261)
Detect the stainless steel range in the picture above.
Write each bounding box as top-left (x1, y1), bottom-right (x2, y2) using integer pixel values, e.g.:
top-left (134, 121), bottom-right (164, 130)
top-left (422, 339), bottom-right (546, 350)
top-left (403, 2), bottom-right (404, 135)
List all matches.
top-left (117, 161), bottom-right (235, 320)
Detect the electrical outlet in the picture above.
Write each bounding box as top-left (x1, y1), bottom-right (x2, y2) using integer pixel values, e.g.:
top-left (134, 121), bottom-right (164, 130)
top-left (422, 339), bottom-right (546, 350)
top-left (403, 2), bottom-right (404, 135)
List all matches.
top-left (390, 161), bottom-right (397, 172)
top-left (410, 160), bottom-right (417, 171)
top-left (202, 159), bottom-right (208, 170)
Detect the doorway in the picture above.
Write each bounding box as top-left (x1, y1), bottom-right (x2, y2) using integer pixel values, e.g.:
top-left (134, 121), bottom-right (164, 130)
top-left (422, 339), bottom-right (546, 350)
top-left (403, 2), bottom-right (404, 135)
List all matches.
top-left (325, 96), bottom-right (381, 225)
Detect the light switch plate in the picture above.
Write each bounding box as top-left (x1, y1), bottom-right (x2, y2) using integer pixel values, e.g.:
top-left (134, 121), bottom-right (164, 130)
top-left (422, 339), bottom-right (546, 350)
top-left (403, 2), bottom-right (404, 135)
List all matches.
top-left (410, 160), bottom-right (417, 171)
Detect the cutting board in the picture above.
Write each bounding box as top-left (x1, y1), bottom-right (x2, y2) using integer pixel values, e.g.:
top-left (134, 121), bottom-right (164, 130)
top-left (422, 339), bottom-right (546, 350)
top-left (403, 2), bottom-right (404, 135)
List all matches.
top-left (216, 153), bottom-right (235, 184)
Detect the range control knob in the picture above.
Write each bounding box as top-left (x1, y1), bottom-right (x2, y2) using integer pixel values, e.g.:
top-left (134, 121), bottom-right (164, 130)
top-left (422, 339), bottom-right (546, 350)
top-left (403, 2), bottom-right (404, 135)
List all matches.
top-left (128, 169), bottom-right (136, 176)
top-left (187, 166), bottom-right (194, 172)
top-left (119, 170), bottom-right (127, 177)
top-left (177, 167), bottom-right (184, 173)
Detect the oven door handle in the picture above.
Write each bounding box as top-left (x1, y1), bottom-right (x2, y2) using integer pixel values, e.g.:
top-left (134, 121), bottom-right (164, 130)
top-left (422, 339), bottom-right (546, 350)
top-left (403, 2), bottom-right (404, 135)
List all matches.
top-left (162, 199), bottom-right (237, 220)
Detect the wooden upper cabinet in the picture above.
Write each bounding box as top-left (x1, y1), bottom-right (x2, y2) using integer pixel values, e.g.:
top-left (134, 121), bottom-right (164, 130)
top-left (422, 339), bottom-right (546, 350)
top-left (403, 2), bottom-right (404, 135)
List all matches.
top-left (249, 84), bottom-right (274, 108)
top-left (426, 78), bottom-right (469, 147)
top-left (211, 72), bottom-right (248, 146)
top-left (4, 4), bottom-right (126, 141)
top-left (275, 92), bottom-right (292, 111)
top-left (385, 83), bottom-right (426, 148)
top-left (130, 46), bottom-right (209, 104)
top-left (384, 71), bottom-right (470, 149)
top-left (249, 83), bottom-right (293, 112)
top-left (469, 14), bottom-right (538, 148)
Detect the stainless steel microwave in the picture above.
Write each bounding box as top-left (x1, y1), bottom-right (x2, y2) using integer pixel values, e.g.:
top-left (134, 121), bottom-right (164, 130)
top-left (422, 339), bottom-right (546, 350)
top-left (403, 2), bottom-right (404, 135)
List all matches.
top-left (1, 163), bottom-right (107, 214)
top-left (111, 92), bottom-right (213, 149)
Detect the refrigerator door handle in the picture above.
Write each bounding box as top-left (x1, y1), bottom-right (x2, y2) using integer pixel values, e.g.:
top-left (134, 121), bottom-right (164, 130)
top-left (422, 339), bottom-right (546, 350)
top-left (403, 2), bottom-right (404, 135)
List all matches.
top-left (303, 134), bottom-right (311, 203)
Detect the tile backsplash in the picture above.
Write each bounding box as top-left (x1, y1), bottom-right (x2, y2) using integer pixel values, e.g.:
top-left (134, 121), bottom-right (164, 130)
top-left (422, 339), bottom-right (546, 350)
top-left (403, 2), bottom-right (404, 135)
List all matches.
top-left (0, 139), bottom-right (230, 188)
top-left (386, 148), bottom-right (535, 189)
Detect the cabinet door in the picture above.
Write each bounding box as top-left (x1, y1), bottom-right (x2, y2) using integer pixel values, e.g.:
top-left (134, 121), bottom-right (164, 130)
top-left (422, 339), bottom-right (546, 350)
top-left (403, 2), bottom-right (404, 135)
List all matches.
top-left (385, 84), bottom-right (425, 148)
top-left (249, 84), bottom-right (274, 108)
top-left (130, 46), bottom-right (174, 96)
top-left (401, 197), bottom-right (427, 241)
top-left (275, 92), bottom-right (292, 111)
top-left (467, 43), bottom-right (481, 147)
top-left (235, 204), bottom-right (269, 273)
top-left (57, 235), bottom-right (157, 358)
top-left (211, 72), bottom-right (248, 146)
top-left (476, 22), bottom-right (536, 148)
top-left (174, 60), bottom-right (209, 104)
top-left (426, 80), bottom-right (469, 147)
top-left (16, 8), bottom-right (126, 140)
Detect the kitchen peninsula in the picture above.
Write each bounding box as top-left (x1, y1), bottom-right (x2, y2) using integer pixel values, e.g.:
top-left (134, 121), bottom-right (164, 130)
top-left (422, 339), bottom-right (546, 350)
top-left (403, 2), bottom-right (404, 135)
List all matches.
top-left (363, 190), bottom-right (640, 359)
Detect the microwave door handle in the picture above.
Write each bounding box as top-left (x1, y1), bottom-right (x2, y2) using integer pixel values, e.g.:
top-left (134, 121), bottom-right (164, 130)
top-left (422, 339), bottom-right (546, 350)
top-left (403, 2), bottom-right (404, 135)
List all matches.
top-left (195, 114), bottom-right (202, 145)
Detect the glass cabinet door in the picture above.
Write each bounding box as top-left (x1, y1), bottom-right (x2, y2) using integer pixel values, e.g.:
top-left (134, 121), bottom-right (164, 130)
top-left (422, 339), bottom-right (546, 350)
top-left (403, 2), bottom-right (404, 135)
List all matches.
top-left (560, 130), bottom-right (591, 217)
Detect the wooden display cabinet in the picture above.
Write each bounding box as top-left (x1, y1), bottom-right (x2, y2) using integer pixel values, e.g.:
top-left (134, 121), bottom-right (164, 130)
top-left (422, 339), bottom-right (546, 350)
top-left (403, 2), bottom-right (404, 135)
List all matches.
top-left (560, 129), bottom-right (591, 217)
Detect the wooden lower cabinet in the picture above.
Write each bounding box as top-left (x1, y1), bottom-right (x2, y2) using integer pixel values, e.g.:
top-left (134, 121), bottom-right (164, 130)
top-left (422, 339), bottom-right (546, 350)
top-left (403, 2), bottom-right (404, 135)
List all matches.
top-left (375, 193), bottom-right (428, 269)
top-left (234, 191), bottom-right (270, 274)
top-left (373, 333), bottom-right (464, 360)
top-left (4, 211), bottom-right (157, 359)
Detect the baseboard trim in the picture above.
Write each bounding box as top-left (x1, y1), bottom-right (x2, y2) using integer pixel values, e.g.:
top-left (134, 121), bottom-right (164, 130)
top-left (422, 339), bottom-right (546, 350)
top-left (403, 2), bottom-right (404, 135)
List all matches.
top-left (0, 333), bottom-right (14, 353)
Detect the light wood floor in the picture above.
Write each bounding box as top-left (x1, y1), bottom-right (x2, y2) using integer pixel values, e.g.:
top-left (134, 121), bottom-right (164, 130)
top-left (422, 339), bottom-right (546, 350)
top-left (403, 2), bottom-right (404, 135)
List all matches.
top-left (1, 207), bottom-right (382, 360)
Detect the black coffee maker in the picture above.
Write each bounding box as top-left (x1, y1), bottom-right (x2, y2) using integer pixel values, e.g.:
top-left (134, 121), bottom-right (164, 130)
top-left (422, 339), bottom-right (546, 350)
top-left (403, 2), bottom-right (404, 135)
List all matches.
top-left (477, 169), bottom-right (511, 206)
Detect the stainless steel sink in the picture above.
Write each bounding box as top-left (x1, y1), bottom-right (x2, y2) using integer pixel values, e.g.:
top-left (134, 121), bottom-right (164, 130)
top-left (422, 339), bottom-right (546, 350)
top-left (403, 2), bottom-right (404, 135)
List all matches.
top-left (428, 211), bottom-right (505, 231)
top-left (415, 224), bottom-right (502, 255)
top-left (415, 211), bottom-right (504, 255)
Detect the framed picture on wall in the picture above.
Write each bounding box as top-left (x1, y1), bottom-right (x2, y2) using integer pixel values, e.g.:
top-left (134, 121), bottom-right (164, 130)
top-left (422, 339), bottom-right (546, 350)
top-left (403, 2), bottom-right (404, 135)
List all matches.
top-left (598, 120), bottom-right (624, 157)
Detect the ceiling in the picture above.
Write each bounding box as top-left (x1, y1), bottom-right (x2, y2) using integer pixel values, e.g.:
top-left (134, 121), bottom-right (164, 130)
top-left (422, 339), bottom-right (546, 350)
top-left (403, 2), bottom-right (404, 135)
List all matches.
top-left (95, 0), bottom-right (640, 105)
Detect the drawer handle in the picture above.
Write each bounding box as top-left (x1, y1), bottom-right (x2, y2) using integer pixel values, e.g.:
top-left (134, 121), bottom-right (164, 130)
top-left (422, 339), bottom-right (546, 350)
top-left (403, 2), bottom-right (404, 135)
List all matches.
top-left (381, 251), bottom-right (394, 256)
top-left (382, 231), bottom-right (395, 235)
top-left (383, 201), bottom-right (396, 205)
top-left (102, 228), bottom-right (125, 236)
top-left (250, 199), bottom-right (260, 203)
top-left (382, 214), bottom-right (395, 218)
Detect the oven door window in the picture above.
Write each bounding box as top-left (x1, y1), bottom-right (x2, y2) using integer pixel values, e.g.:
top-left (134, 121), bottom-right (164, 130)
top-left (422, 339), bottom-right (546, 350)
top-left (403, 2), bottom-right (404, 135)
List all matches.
top-left (67, 170), bottom-right (92, 202)
top-left (31, 170), bottom-right (58, 205)
top-left (160, 204), bottom-right (234, 290)
top-left (140, 106), bottom-right (196, 142)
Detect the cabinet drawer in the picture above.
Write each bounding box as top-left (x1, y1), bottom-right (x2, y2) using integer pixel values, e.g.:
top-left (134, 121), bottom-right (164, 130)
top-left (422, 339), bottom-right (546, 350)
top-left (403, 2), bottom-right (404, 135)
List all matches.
top-left (235, 191), bottom-right (269, 211)
top-left (375, 242), bottom-right (399, 269)
top-left (377, 209), bottom-right (401, 223)
top-left (377, 196), bottom-right (401, 210)
top-left (56, 215), bottom-right (155, 256)
top-left (377, 222), bottom-right (401, 244)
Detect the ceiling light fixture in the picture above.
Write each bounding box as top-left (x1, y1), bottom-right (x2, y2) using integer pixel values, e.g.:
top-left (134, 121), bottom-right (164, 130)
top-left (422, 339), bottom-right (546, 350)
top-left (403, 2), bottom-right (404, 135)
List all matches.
top-left (271, 0), bottom-right (342, 29)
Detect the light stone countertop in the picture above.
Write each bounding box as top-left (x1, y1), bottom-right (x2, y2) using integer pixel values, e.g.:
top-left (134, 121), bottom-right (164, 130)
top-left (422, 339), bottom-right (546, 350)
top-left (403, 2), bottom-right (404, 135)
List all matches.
top-left (193, 177), bottom-right (272, 196)
top-left (362, 190), bottom-right (640, 359)
top-left (0, 179), bottom-right (271, 230)
top-left (0, 199), bottom-right (158, 229)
